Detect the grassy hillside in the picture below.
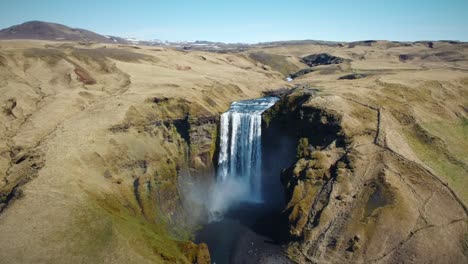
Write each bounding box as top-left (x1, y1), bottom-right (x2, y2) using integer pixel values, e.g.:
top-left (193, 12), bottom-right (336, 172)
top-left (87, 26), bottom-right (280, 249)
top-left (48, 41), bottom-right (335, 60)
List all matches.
top-left (0, 39), bottom-right (466, 263)
top-left (0, 40), bottom-right (285, 263)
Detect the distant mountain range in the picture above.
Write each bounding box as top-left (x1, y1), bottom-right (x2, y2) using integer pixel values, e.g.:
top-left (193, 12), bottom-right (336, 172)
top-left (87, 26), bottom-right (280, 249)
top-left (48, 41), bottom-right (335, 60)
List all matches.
top-left (0, 21), bottom-right (252, 51)
top-left (0, 21), bottom-right (464, 52)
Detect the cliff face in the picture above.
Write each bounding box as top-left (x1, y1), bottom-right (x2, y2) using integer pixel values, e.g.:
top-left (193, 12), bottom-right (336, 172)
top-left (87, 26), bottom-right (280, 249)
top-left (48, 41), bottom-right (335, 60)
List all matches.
top-left (269, 89), bottom-right (467, 263)
top-left (0, 40), bottom-right (285, 263)
top-left (1, 38), bottom-right (467, 264)
top-left (103, 97), bottom-right (220, 263)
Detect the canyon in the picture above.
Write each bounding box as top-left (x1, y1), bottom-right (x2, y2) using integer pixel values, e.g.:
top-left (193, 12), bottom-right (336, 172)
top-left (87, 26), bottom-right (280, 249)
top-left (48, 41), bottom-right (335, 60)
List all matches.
top-left (0, 38), bottom-right (467, 264)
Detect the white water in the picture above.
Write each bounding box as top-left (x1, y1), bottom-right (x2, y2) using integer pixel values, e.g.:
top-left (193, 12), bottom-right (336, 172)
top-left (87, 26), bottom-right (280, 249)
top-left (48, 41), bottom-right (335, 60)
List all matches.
top-left (209, 97), bottom-right (279, 220)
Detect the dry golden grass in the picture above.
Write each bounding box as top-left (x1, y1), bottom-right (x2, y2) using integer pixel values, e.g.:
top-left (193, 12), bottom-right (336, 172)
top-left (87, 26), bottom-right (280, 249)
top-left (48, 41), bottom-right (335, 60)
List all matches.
top-left (262, 41), bottom-right (468, 203)
top-left (0, 39), bottom-right (467, 263)
top-left (0, 40), bottom-right (285, 263)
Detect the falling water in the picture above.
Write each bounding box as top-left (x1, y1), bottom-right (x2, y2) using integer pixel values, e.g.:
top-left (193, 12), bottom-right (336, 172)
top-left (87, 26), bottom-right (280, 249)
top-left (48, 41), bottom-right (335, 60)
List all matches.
top-left (209, 97), bottom-right (279, 219)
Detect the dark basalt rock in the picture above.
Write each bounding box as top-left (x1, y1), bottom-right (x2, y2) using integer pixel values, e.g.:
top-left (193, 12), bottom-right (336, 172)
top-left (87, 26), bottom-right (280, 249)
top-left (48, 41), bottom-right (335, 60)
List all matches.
top-left (300, 53), bottom-right (348, 67)
top-left (289, 68), bottom-right (314, 79)
top-left (338, 73), bottom-right (368, 80)
top-left (0, 186), bottom-right (23, 214)
top-left (399, 54), bottom-right (413, 62)
top-left (263, 87), bottom-right (294, 97)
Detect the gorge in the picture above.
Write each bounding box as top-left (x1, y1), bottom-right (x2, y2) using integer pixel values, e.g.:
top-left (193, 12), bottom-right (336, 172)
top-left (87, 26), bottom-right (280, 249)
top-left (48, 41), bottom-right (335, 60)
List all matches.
top-left (196, 96), bottom-right (294, 263)
top-left (195, 86), bottom-right (468, 263)
top-left (0, 38), bottom-right (467, 264)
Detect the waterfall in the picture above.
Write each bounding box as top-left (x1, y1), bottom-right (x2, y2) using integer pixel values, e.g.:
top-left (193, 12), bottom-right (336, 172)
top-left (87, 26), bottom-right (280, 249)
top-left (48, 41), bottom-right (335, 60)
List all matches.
top-left (209, 97), bottom-right (279, 219)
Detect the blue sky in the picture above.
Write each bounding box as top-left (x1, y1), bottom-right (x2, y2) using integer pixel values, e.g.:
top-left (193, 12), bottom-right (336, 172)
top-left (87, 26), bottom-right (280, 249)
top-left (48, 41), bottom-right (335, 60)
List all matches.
top-left (1, 0), bottom-right (467, 43)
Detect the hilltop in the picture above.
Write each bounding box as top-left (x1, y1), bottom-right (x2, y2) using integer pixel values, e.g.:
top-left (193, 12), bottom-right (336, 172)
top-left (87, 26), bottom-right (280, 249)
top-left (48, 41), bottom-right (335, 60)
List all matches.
top-left (0, 21), bottom-right (128, 44)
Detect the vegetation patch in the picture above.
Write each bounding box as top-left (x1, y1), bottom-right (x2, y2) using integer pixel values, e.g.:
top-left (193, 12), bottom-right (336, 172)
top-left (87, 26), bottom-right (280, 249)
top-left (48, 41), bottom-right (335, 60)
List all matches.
top-left (422, 119), bottom-right (468, 165)
top-left (403, 124), bottom-right (468, 202)
top-left (248, 51), bottom-right (300, 76)
top-left (86, 191), bottom-right (194, 263)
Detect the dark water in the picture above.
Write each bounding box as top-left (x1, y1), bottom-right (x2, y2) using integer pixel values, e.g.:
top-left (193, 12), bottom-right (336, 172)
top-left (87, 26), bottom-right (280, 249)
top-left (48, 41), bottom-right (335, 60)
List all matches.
top-left (196, 136), bottom-right (297, 264)
top-left (196, 100), bottom-right (297, 264)
top-left (195, 202), bottom-right (290, 264)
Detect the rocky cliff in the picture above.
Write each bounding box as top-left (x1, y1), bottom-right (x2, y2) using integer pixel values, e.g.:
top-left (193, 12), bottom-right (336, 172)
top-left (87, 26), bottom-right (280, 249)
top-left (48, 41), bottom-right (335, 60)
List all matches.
top-left (0, 40), bottom-right (285, 263)
top-left (1, 38), bottom-right (467, 264)
top-left (266, 88), bottom-right (467, 263)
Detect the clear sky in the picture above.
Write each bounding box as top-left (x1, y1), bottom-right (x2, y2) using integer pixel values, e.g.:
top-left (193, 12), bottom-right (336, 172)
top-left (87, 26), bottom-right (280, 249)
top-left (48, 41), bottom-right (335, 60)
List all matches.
top-left (1, 0), bottom-right (467, 43)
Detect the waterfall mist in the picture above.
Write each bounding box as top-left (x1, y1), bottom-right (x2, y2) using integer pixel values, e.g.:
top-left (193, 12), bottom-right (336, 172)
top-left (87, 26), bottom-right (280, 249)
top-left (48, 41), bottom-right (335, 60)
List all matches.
top-left (208, 97), bottom-right (279, 220)
top-left (191, 96), bottom-right (299, 263)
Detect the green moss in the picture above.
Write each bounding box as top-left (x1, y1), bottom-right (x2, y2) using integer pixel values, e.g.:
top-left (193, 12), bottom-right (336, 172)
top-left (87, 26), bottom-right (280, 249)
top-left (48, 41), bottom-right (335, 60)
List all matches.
top-left (297, 138), bottom-right (310, 158)
top-left (208, 126), bottom-right (218, 161)
top-left (262, 104), bottom-right (280, 128)
top-left (421, 119), bottom-right (468, 165)
top-left (81, 138), bottom-right (194, 262)
top-left (65, 208), bottom-right (114, 261)
top-left (263, 114), bottom-right (272, 128)
top-left (89, 192), bottom-right (191, 263)
top-left (403, 124), bottom-right (468, 202)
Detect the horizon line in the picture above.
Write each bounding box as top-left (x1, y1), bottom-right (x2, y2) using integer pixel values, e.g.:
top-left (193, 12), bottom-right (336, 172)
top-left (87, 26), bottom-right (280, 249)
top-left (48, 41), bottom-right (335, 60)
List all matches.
top-left (1, 20), bottom-right (466, 45)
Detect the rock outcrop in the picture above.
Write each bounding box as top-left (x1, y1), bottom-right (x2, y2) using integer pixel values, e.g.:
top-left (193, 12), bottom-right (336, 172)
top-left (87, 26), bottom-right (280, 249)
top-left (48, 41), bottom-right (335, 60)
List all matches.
top-left (289, 68), bottom-right (315, 79)
top-left (1, 36), bottom-right (468, 264)
top-left (301, 53), bottom-right (349, 67)
top-left (0, 40), bottom-right (285, 264)
top-left (269, 89), bottom-right (468, 263)
top-left (338, 73), bottom-right (368, 80)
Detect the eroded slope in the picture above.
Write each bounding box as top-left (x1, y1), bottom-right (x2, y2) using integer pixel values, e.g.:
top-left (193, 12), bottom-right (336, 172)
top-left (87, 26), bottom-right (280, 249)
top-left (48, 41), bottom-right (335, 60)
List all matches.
top-left (0, 39), bottom-right (467, 264)
top-left (269, 90), bottom-right (467, 263)
top-left (0, 40), bottom-right (285, 263)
